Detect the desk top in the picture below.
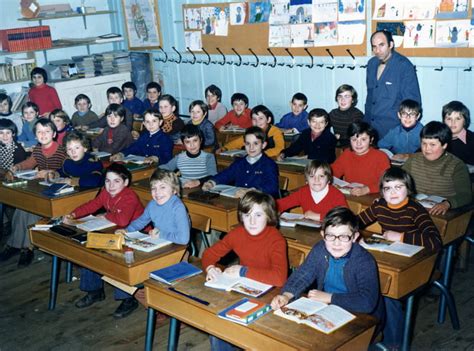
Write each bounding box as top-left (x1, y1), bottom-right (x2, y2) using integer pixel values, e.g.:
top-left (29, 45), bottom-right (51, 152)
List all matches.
top-left (145, 273), bottom-right (376, 351)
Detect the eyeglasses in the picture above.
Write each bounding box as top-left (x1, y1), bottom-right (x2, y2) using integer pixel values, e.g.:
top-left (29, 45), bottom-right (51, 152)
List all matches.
top-left (323, 233), bottom-right (353, 242)
top-left (382, 184), bottom-right (406, 193)
top-left (400, 111), bottom-right (418, 118)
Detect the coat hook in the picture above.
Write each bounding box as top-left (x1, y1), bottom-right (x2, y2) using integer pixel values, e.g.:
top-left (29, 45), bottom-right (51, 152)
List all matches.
top-left (326, 48), bottom-right (334, 59)
top-left (158, 46), bottom-right (168, 63)
top-left (249, 48), bottom-right (259, 67)
top-left (172, 46), bottom-right (182, 64)
top-left (304, 48), bottom-right (313, 69)
top-left (202, 47), bottom-right (211, 65)
top-left (434, 65), bottom-right (443, 71)
top-left (216, 47), bottom-right (226, 66)
top-left (326, 49), bottom-right (335, 69)
top-left (267, 48), bottom-right (277, 68)
top-left (464, 66), bottom-right (472, 72)
top-left (231, 48), bottom-right (242, 67)
top-left (186, 47), bottom-right (197, 65)
top-left (346, 49), bottom-right (356, 70)
top-left (284, 48), bottom-right (295, 68)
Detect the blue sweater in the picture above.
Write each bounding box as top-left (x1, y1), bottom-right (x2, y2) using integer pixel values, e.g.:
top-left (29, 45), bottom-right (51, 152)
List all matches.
top-left (282, 127), bottom-right (337, 163)
top-left (58, 153), bottom-right (103, 188)
top-left (378, 122), bottom-right (423, 154)
top-left (121, 130), bottom-right (173, 165)
top-left (364, 51), bottom-right (421, 138)
top-left (188, 119), bottom-right (216, 147)
top-left (18, 119), bottom-right (38, 148)
top-left (126, 195), bottom-right (190, 245)
top-left (123, 97), bottom-right (145, 116)
top-left (276, 111), bottom-right (309, 132)
top-left (212, 154), bottom-right (279, 197)
top-left (282, 241), bottom-right (385, 321)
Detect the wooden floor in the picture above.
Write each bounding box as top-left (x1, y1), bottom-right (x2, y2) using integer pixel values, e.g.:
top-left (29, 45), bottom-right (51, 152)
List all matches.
top-left (1, 247), bottom-right (474, 350)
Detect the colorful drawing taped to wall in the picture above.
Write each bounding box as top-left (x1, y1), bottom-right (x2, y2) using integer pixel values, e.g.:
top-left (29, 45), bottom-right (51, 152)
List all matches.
top-left (436, 0), bottom-right (469, 19)
top-left (184, 31), bottom-right (202, 51)
top-left (373, 0), bottom-right (403, 21)
top-left (289, 0), bottom-right (312, 24)
top-left (435, 19), bottom-right (470, 47)
top-left (214, 8), bottom-right (230, 36)
top-left (269, 0), bottom-right (291, 25)
top-left (131, 2), bottom-right (148, 41)
top-left (201, 7), bottom-right (216, 35)
top-left (313, 21), bottom-right (338, 46)
top-left (338, 0), bottom-right (366, 22)
top-left (230, 3), bottom-right (247, 25)
top-left (123, 0), bottom-right (160, 49)
top-left (290, 23), bottom-right (314, 47)
top-left (403, 2), bottom-right (436, 20)
top-left (249, 1), bottom-right (272, 23)
top-left (184, 8), bottom-right (202, 30)
top-left (337, 20), bottom-right (366, 45)
top-left (312, 0), bottom-right (338, 23)
top-left (269, 24), bottom-right (292, 47)
top-left (376, 21), bottom-right (405, 47)
top-left (403, 20), bottom-right (435, 48)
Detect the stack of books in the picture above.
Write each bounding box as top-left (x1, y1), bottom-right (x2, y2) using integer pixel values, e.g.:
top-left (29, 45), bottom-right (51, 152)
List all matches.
top-left (0, 57), bottom-right (35, 82)
top-left (94, 52), bottom-right (115, 75)
top-left (72, 55), bottom-right (95, 78)
top-left (111, 51), bottom-right (132, 73)
top-left (150, 262), bottom-right (202, 285)
top-left (218, 298), bottom-right (271, 326)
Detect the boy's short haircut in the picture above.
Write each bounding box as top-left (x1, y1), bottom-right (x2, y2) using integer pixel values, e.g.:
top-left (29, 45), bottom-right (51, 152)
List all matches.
top-left (244, 126), bottom-right (266, 143)
top-left (205, 84), bottom-right (222, 101)
top-left (0, 118), bottom-right (18, 138)
top-left (189, 100), bottom-right (209, 116)
top-left (50, 109), bottom-right (70, 124)
top-left (150, 168), bottom-right (180, 195)
top-left (33, 118), bottom-right (57, 135)
top-left (251, 104), bottom-right (274, 124)
top-left (22, 101), bottom-right (40, 114)
top-left (30, 67), bottom-right (48, 82)
top-left (64, 130), bottom-right (90, 149)
top-left (304, 160), bottom-right (333, 184)
top-left (74, 94), bottom-right (91, 105)
top-left (231, 92), bottom-right (249, 106)
top-left (335, 84), bottom-right (358, 106)
top-left (180, 123), bottom-right (204, 142)
top-left (442, 100), bottom-right (470, 129)
top-left (159, 94), bottom-right (179, 114)
top-left (106, 87), bottom-right (123, 98)
top-left (322, 206), bottom-right (359, 233)
top-left (380, 167), bottom-right (415, 196)
top-left (122, 81), bottom-right (137, 93)
top-left (421, 121), bottom-right (452, 146)
top-left (292, 92), bottom-right (308, 105)
top-left (347, 121), bottom-right (378, 145)
top-left (143, 109), bottom-right (163, 121)
top-left (105, 103), bottom-right (126, 119)
top-left (0, 93), bottom-right (13, 111)
top-left (238, 190), bottom-right (278, 226)
top-left (106, 162), bottom-right (132, 185)
top-left (399, 99), bottom-right (421, 115)
top-left (146, 81), bottom-right (162, 93)
top-left (308, 108), bottom-right (329, 124)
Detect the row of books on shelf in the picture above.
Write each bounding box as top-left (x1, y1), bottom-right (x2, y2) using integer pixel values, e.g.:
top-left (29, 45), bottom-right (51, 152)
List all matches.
top-left (0, 26), bottom-right (52, 52)
top-left (0, 57), bottom-right (36, 82)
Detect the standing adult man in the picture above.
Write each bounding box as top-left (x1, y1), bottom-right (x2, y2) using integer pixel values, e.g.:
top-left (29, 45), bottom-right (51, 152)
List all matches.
top-left (365, 30), bottom-right (421, 139)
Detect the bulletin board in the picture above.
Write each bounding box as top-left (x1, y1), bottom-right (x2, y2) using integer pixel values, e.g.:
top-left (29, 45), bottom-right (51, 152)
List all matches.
top-left (182, 1), bottom-right (368, 57)
top-left (371, 0), bottom-right (474, 57)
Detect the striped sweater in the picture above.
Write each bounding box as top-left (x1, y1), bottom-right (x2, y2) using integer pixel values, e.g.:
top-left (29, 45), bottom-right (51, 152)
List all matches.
top-left (358, 198), bottom-right (442, 250)
top-left (15, 142), bottom-right (67, 171)
top-left (160, 150), bottom-right (217, 182)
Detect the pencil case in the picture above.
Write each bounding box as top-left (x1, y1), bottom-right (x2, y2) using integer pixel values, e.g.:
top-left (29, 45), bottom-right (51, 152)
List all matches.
top-left (86, 232), bottom-right (124, 250)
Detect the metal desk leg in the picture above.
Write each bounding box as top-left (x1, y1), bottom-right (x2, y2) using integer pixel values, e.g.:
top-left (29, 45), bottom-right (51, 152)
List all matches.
top-left (145, 308), bottom-right (156, 351)
top-left (65, 261), bottom-right (73, 283)
top-left (167, 317), bottom-right (181, 351)
top-left (48, 256), bottom-right (60, 310)
top-left (401, 295), bottom-right (415, 351)
top-left (438, 244), bottom-right (455, 323)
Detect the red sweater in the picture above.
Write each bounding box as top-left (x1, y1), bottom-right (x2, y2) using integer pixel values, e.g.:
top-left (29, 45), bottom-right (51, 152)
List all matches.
top-left (277, 184), bottom-right (348, 220)
top-left (215, 108), bottom-right (252, 130)
top-left (28, 84), bottom-right (62, 116)
top-left (331, 148), bottom-right (390, 193)
top-left (72, 187), bottom-right (144, 228)
top-left (202, 225), bottom-right (288, 287)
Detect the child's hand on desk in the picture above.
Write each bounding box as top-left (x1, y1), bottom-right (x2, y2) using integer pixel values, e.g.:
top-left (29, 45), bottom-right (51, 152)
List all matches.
top-left (149, 228), bottom-right (160, 238)
top-left (350, 186), bottom-right (370, 197)
top-left (144, 156), bottom-right (158, 164)
top-left (131, 130), bottom-right (140, 140)
top-left (215, 147), bottom-right (226, 155)
top-left (36, 170), bottom-right (50, 179)
top-left (183, 179), bottom-right (200, 189)
top-left (429, 201), bottom-right (450, 216)
top-left (206, 265), bottom-right (222, 281)
top-left (235, 188), bottom-right (250, 198)
top-left (308, 289), bottom-right (332, 304)
top-left (277, 153), bottom-right (285, 161)
top-left (202, 180), bottom-right (216, 191)
top-left (304, 211), bottom-right (320, 221)
top-left (383, 230), bottom-right (403, 242)
top-left (63, 215), bottom-right (75, 225)
top-left (10, 165), bottom-right (19, 173)
top-left (4, 170), bottom-right (15, 181)
top-left (110, 153), bottom-right (124, 161)
top-left (223, 265), bottom-right (242, 278)
top-left (271, 293), bottom-right (293, 310)
top-left (115, 229), bottom-right (127, 235)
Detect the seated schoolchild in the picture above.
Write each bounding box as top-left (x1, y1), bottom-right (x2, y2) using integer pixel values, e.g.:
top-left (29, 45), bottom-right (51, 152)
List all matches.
top-left (202, 127), bottom-right (279, 198)
top-left (159, 94), bottom-right (185, 142)
top-left (358, 167), bottom-right (442, 349)
top-left (214, 93), bottom-right (252, 130)
top-left (122, 81), bottom-right (145, 118)
top-left (205, 84), bottom-right (227, 124)
top-left (92, 104), bottom-right (133, 155)
top-left (203, 190), bottom-right (288, 351)
top-left (88, 87), bottom-right (133, 131)
top-left (275, 92), bottom-right (309, 133)
top-left (70, 94), bottom-right (99, 130)
top-left (442, 100), bottom-right (473, 166)
top-left (332, 121), bottom-right (390, 196)
top-left (17, 102), bottom-right (40, 149)
top-left (378, 99), bottom-right (423, 160)
top-left (271, 206), bottom-right (384, 333)
top-left (110, 109), bottom-right (173, 165)
top-left (328, 84), bottom-right (364, 144)
top-left (50, 109), bottom-right (73, 145)
top-left (403, 121), bottom-right (472, 216)
top-left (28, 67), bottom-right (62, 118)
top-left (278, 108), bottom-right (337, 163)
top-left (277, 160), bottom-right (347, 221)
top-left (219, 105), bottom-right (284, 158)
top-left (0, 93), bottom-right (23, 136)
top-left (187, 100), bottom-right (216, 148)
top-left (160, 124), bottom-right (217, 189)
top-left (143, 81), bottom-right (161, 111)
top-left (64, 163), bottom-right (144, 319)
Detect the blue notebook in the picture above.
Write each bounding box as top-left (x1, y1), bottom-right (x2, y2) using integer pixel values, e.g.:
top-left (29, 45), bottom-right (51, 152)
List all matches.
top-left (41, 183), bottom-right (75, 197)
top-left (150, 262), bottom-right (202, 285)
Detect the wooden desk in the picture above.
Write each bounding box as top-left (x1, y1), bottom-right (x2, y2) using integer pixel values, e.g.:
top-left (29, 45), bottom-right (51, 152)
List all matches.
top-left (0, 181), bottom-right (100, 218)
top-left (29, 228), bottom-right (186, 310)
top-left (216, 154), bottom-right (306, 191)
top-left (131, 179), bottom-right (239, 233)
top-left (144, 274), bottom-right (376, 351)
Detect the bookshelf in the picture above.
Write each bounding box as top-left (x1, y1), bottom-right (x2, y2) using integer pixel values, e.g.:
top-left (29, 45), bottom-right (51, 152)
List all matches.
top-left (17, 10), bottom-right (116, 30)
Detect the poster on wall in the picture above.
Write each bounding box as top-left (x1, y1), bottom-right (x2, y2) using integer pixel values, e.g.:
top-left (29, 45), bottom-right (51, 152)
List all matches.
top-left (122, 0), bottom-right (162, 50)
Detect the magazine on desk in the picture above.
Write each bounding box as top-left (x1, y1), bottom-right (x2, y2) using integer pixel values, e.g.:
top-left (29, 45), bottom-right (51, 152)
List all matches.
top-left (219, 149), bottom-right (247, 157)
top-left (222, 125), bottom-right (245, 133)
top-left (283, 128), bottom-right (300, 137)
top-left (14, 169), bottom-right (38, 180)
top-left (72, 215), bottom-right (115, 232)
top-left (210, 184), bottom-right (247, 198)
top-left (332, 177), bottom-right (365, 195)
top-left (277, 157), bottom-right (310, 168)
top-left (379, 148), bottom-right (406, 166)
top-left (360, 234), bottom-right (424, 257)
top-left (279, 212), bottom-right (321, 228)
top-left (41, 183), bottom-right (75, 197)
top-left (274, 297), bottom-right (355, 334)
top-left (124, 231), bottom-right (172, 252)
top-left (91, 151), bottom-right (111, 158)
top-left (415, 194), bottom-right (446, 209)
top-left (122, 154), bottom-right (147, 164)
top-left (205, 273), bottom-right (273, 298)
top-left (218, 298), bottom-right (271, 326)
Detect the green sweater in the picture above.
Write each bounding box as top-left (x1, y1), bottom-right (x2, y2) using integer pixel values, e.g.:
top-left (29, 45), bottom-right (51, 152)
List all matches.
top-left (403, 152), bottom-right (472, 209)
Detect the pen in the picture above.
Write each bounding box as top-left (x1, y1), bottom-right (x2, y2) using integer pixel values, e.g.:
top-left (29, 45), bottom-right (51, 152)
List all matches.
top-left (168, 287), bottom-right (210, 306)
